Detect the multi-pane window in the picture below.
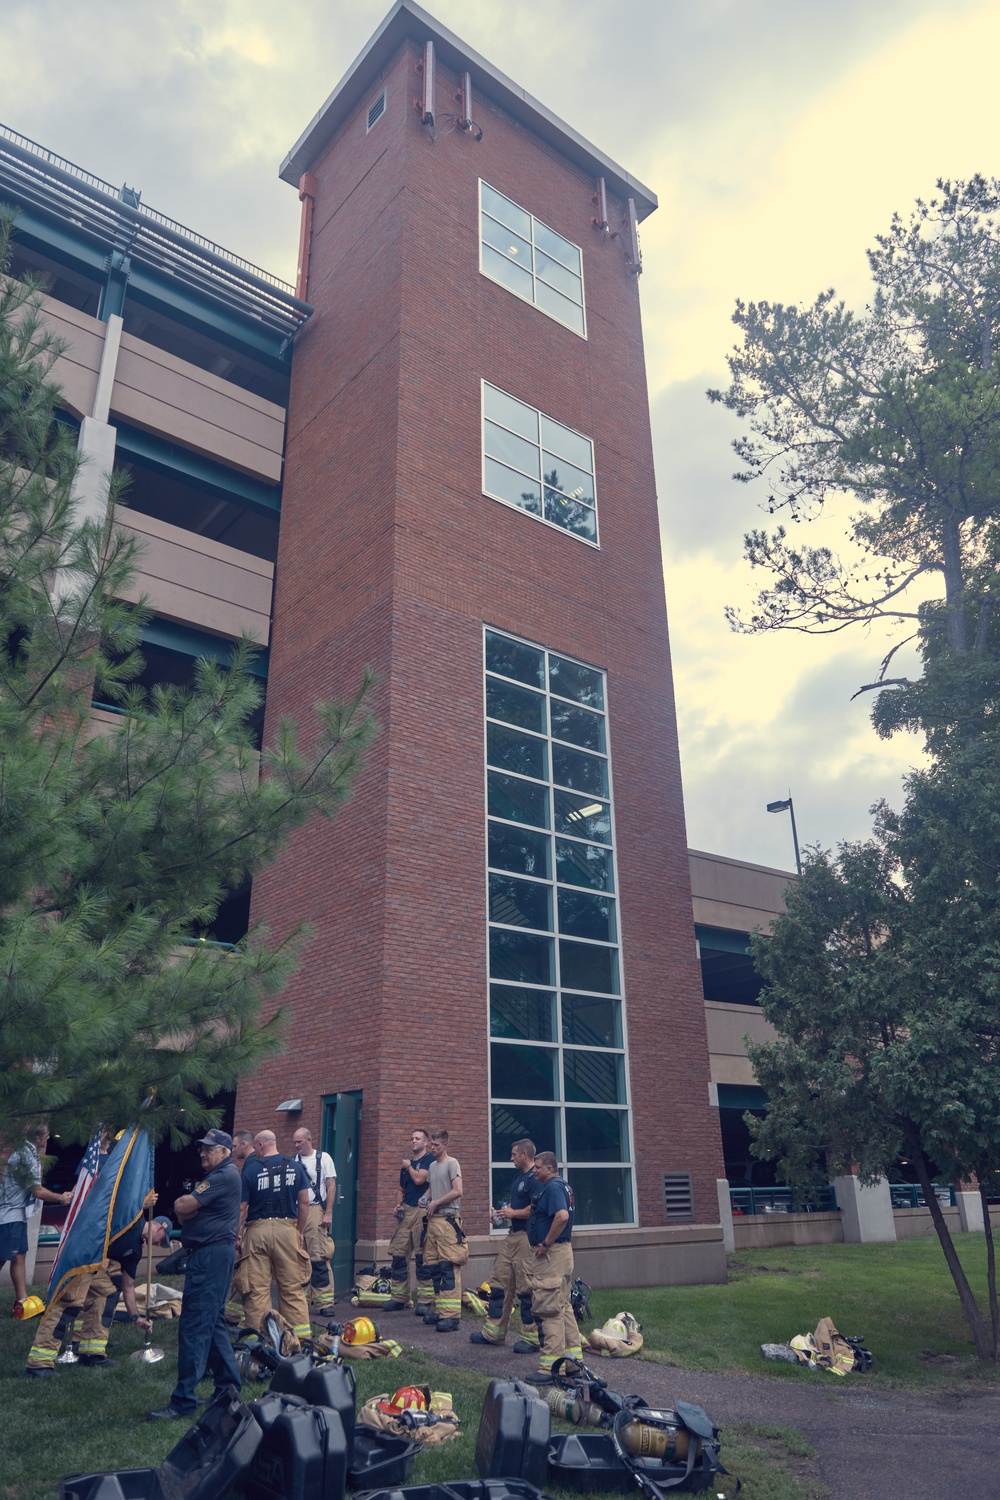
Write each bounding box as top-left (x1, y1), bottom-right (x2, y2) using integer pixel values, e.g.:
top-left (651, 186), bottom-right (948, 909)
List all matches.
top-left (482, 383), bottom-right (598, 546)
top-left (485, 627), bottom-right (634, 1228)
top-left (479, 181), bottom-right (586, 337)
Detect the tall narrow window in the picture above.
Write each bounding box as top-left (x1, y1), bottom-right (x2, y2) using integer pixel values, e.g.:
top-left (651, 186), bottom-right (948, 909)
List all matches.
top-left (479, 181), bottom-right (586, 337)
top-left (482, 383), bottom-right (598, 545)
top-left (485, 627), bottom-right (634, 1227)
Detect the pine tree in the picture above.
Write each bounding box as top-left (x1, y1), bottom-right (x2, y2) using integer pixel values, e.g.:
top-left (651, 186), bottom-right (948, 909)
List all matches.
top-left (0, 208), bottom-right (374, 1146)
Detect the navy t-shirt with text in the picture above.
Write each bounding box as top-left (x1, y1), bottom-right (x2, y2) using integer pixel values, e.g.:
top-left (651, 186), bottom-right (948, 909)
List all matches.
top-left (242, 1154), bottom-right (309, 1222)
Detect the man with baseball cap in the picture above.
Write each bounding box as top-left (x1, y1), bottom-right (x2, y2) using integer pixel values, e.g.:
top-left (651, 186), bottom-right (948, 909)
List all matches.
top-left (147, 1129), bottom-right (242, 1420)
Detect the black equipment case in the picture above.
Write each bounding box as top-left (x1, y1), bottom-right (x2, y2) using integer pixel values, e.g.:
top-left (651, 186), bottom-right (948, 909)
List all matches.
top-left (243, 1391), bottom-right (349, 1500)
top-left (347, 1425), bottom-right (420, 1490)
top-left (60, 1388), bottom-right (261, 1500)
top-left (270, 1353), bottom-right (357, 1466)
top-left (353, 1484), bottom-right (547, 1500)
top-left (547, 1433), bottom-right (633, 1493)
top-left (474, 1380), bottom-right (551, 1488)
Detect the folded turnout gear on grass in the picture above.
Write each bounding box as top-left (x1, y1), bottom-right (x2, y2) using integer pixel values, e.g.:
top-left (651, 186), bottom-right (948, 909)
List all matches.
top-left (359, 1385), bottom-right (460, 1444)
top-left (126, 1282), bottom-right (183, 1319)
top-left (787, 1316), bottom-right (868, 1376)
top-left (584, 1310), bottom-right (644, 1357)
top-left (351, 1270), bottom-right (395, 1307)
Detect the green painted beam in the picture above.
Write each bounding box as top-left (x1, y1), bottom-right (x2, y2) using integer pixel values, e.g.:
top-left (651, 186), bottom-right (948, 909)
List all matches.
top-left (115, 424), bottom-right (281, 515)
top-left (695, 924), bottom-right (752, 955)
top-left (141, 617), bottom-right (269, 678)
top-left (717, 1083), bottom-right (768, 1111)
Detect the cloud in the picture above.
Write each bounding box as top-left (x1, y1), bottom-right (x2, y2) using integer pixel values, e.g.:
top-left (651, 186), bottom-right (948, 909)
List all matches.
top-left (2, 0), bottom-right (991, 868)
top-left (652, 376), bottom-right (747, 558)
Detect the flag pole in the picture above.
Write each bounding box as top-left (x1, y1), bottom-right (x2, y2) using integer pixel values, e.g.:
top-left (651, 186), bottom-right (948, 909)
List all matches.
top-left (131, 1201), bottom-right (165, 1364)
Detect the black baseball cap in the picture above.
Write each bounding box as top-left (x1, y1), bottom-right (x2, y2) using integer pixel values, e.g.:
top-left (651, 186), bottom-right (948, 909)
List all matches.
top-left (196, 1129), bottom-right (233, 1150)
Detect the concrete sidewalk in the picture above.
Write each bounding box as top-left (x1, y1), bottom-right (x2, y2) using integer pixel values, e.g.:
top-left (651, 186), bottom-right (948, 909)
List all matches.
top-left (374, 1307), bottom-right (999, 1498)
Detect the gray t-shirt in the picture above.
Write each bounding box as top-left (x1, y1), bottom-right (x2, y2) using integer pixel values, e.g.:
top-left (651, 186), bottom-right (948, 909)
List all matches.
top-left (0, 1143), bottom-right (41, 1225)
top-left (428, 1154), bottom-right (462, 1215)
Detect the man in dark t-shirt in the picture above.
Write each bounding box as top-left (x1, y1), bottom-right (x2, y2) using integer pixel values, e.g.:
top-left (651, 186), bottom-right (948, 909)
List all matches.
top-left (525, 1150), bottom-right (582, 1382)
top-left (147, 1129), bottom-right (242, 1421)
top-left (386, 1127), bottom-right (435, 1311)
top-left (238, 1129), bottom-right (311, 1341)
top-left (98, 1213), bottom-right (172, 1344)
top-left (471, 1137), bottom-right (539, 1351)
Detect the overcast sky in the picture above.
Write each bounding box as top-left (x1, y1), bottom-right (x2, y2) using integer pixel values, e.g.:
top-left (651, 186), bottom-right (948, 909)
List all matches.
top-left (5, 0), bottom-right (995, 869)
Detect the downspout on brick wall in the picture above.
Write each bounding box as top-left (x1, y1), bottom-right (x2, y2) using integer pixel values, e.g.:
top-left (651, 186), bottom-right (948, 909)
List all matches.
top-left (295, 172), bottom-right (318, 302)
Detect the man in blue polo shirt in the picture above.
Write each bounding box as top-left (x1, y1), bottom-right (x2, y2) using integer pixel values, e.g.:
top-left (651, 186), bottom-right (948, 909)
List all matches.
top-left (147, 1129), bottom-right (242, 1421)
top-left (525, 1150), bottom-right (582, 1382)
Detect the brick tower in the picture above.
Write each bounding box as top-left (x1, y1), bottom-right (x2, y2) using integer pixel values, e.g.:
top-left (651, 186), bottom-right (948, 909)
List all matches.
top-left (239, 0), bottom-right (726, 1286)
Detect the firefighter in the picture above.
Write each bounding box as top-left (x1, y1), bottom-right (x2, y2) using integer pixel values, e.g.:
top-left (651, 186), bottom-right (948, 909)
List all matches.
top-left (420, 1129), bottom-right (465, 1332)
top-left (224, 1129), bottom-right (255, 1326)
top-left (385, 1128), bottom-right (434, 1313)
top-left (25, 1207), bottom-right (170, 1377)
top-left (292, 1125), bottom-right (337, 1318)
top-left (470, 1137), bottom-right (539, 1351)
top-left (238, 1130), bottom-right (312, 1343)
top-left (525, 1151), bottom-right (582, 1382)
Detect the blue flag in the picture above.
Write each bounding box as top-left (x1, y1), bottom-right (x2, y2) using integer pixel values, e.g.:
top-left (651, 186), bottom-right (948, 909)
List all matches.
top-left (47, 1122), bottom-right (154, 1308)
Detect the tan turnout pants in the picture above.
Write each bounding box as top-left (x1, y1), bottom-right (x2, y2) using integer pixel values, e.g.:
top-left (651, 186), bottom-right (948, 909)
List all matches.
top-left (482, 1229), bottom-right (535, 1341)
top-left (26, 1272), bottom-right (107, 1370)
top-left (527, 1240), bottom-right (580, 1371)
top-left (242, 1217), bottom-right (313, 1340)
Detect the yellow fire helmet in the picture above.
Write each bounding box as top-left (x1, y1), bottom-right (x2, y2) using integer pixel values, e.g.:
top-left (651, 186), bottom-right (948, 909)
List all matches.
top-left (15, 1295), bottom-right (46, 1320)
top-left (342, 1316), bottom-right (379, 1345)
top-left (477, 1281), bottom-right (493, 1298)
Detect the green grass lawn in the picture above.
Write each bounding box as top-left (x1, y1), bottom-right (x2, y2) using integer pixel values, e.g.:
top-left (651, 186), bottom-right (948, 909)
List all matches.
top-left (585, 1235), bottom-right (1000, 1389)
top-left (0, 1284), bottom-right (822, 1500)
top-left (4, 1234), bottom-right (998, 1497)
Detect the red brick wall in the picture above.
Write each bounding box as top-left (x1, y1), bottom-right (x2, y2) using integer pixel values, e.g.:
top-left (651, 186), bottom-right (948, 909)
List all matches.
top-left (240, 40), bottom-right (724, 1241)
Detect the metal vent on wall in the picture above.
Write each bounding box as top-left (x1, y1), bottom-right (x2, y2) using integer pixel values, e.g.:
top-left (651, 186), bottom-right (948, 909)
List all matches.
top-left (662, 1172), bottom-right (694, 1222)
top-left (367, 92), bottom-right (386, 132)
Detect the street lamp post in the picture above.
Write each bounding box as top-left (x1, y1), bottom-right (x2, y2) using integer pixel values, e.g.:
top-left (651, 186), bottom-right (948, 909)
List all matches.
top-left (766, 793), bottom-right (802, 875)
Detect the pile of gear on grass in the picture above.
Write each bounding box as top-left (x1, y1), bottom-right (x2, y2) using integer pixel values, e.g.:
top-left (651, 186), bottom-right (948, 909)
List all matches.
top-left (57, 1332), bottom-right (742, 1500)
top-left (761, 1316), bottom-right (873, 1375)
top-left (352, 1267), bottom-right (647, 1362)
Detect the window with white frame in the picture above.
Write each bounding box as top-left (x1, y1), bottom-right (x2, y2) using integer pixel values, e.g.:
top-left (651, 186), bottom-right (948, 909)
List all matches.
top-left (482, 383), bottom-right (598, 545)
top-left (479, 181), bottom-right (586, 337)
top-left (484, 626), bottom-right (635, 1228)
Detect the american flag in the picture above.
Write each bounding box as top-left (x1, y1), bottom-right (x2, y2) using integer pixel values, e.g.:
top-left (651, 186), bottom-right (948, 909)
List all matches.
top-left (48, 1126), bottom-right (102, 1291)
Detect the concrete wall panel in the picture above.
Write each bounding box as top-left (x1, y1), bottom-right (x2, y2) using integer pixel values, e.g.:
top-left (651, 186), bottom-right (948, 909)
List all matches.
top-left (117, 510), bottom-right (273, 642)
top-left (112, 334), bottom-right (285, 482)
top-left (39, 296), bottom-right (104, 420)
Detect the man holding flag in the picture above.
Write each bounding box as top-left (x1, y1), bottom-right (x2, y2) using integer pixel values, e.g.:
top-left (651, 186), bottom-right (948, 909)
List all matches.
top-left (25, 1121), bottom-right (157, 1377)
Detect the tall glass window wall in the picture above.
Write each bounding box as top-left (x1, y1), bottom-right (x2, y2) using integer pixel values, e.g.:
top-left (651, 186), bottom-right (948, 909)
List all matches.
top-left (484, 627), bottom-right (635, 1227)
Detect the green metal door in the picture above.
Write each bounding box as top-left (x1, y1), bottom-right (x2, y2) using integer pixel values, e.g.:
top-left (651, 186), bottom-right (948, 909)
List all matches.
top-left (322, 1091), bottom-right (361, 1300)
